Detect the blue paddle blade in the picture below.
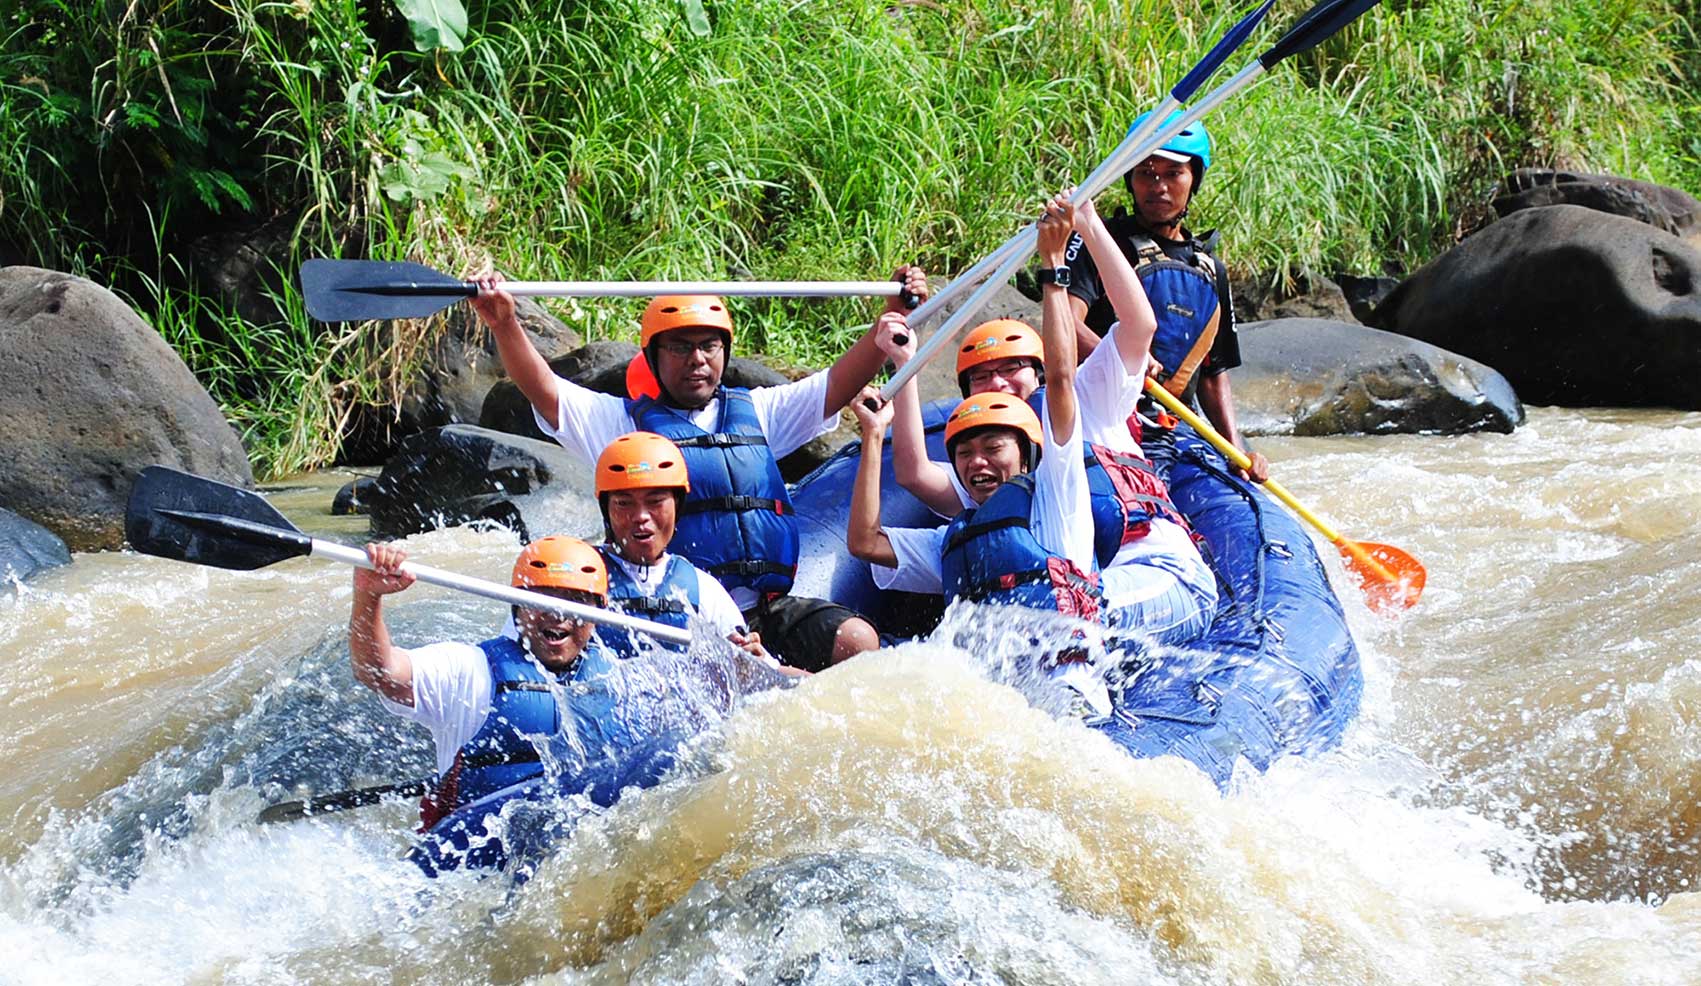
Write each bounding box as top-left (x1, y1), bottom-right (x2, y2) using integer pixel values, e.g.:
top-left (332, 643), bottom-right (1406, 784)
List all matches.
top-left (301, 258), bottom-right (475, 322)
top-left (1259, 0), bottom-right (1383, 69)
top-left (125, 466), bottom-right (312, 571)
top-left (1171, 0), bottom-right (1276, 102)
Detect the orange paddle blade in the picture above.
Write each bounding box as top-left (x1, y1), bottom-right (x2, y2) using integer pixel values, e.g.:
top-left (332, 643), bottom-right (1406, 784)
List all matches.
top-left (1339, 540), bottom-right (1425, 613)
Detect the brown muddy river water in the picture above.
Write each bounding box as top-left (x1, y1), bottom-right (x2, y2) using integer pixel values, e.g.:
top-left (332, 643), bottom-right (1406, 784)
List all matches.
top-left (2, 406), bottom-right (1699, 984)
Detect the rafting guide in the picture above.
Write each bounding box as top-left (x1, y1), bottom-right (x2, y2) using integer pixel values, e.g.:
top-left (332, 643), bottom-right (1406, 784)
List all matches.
top-left (1064, 114), bottom-right (1270, 485)
top-left (470, 266), bottom-right (930, 670)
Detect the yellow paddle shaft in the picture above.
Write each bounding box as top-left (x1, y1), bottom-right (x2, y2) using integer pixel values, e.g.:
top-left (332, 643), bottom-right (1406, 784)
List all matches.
top-left (1140, 380), bottom-right (1400, 583)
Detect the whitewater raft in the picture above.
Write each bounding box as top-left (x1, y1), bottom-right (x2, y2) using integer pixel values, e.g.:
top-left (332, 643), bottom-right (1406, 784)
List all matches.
top-left (416, 406), bottom-right (1362, 873)
top-left (790, 400), bottom-right (1363, 789)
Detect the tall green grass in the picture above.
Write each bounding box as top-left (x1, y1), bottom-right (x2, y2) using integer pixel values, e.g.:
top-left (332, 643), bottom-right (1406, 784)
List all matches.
top-left (3, 0), bottom-right (1698, 475)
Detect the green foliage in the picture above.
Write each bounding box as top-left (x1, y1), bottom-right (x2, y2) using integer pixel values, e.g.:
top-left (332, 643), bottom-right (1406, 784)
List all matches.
top-left (396, 0), bottom-right (468, 52)
top-left (3, 0), bottom-right (1698, 476)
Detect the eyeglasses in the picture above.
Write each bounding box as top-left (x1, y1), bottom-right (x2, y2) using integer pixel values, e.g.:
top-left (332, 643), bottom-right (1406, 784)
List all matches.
top-left (657, 337), bottom-right (725, 359)
top-left (966, 359), bottom-right (1037, 387)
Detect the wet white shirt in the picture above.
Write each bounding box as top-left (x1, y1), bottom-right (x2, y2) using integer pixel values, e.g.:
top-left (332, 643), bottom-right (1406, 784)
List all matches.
top-left (872, 402), bottom-right (1093, 594)
top-left (379, 633), bottom-right (508, 777)
top-left (941, 328), bottom-right (1210, 596)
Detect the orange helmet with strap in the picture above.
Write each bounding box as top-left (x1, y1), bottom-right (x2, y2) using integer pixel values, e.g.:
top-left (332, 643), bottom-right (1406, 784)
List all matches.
top-left (943, 395), bottom-right (1044, 452)
top-left (955, 319), bottom-right (1044, 396)
top-left (595, 431), bottom-right (690, 496)
top-left (511, 536), bottom-right (608, 599)
top-left (639, 295), bottom-right (734, 348)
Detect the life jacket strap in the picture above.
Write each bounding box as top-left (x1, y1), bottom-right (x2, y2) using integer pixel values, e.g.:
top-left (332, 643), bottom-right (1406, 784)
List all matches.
top-left (673, 432), bottom-right (768, 449)
top-left (1159, 304), bottom-right (1220, 397)
top-left (710, 559), bottom-right (798, 579)
top-left (942, 514), bottom-right (1028, 556)
top-left (681, 494), bottom-right (794, 516)
top-left (616, 595), bottom-right (689, 616)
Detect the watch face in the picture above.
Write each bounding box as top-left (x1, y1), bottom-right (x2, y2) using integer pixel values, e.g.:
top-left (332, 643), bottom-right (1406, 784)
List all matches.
top-left (1052, 267), bottom-right (1071, 289)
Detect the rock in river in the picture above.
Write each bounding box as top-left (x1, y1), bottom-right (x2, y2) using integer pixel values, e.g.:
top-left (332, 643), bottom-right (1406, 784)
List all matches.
top-left (1369, 205), bottom-right (1701, 410)
top-left (1233, 318), bottom-right (1524, 436)
top-left (0, 266), bottom-right (253, 551)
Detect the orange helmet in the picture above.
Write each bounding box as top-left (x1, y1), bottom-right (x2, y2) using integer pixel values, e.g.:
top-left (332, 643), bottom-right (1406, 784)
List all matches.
top-left (595, 431), bottom-right (690, 496)
top-left (640, 295), bottom-right (734, 348)
top-left (943, 394), bottom-right (1044, 451)
top-left (955, 319), bottom-right (1043, 396)
top-left (511, 536), bottom-right (608, 599)
top-left (625, 352), bottom-right (661, 400)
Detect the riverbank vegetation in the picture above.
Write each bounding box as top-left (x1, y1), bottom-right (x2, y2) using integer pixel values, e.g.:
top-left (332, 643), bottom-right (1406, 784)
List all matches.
top-left (4, 0), bottom-right (1697, 475)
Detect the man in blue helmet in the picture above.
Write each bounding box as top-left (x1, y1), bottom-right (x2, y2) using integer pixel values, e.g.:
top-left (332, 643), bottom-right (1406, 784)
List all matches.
top-left (1059, 111), bottom-right (1269, 483)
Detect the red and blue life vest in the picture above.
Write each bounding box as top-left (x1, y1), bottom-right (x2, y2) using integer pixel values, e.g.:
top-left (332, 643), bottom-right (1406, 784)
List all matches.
top-left (627, 388), bottom-right (799, 596)
top-left (597, 547), bottom-right (702, 655)
top-left (1023, 388), bottom-right (1187, 568)
top-left (939, 474), bottom-right (1100, 621)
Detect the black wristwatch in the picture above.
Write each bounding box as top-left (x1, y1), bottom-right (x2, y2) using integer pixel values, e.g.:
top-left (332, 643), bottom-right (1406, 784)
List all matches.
top-left (1035, 266), bottom-right (1072, 289)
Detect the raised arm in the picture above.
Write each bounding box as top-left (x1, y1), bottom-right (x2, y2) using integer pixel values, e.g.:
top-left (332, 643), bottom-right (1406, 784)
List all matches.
top-left (874, 311), bottom-right (961, 516)
top-left (1076, 199), bottom-right (1157, 375)
top-left (471, 274), bottom-right (564, 432)
top-left (349, 542), bottom-right (418, 706)
top-left (822, 265), bottom-right (929, 416)
top-left (847, 387), bottom-right (899, 568)
top-left (1036, 192), bottom-right (1079, 440)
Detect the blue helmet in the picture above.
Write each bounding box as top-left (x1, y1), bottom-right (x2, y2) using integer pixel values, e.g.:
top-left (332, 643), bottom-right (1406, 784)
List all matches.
top-left (1126, 110), bottom-right (1212, 186)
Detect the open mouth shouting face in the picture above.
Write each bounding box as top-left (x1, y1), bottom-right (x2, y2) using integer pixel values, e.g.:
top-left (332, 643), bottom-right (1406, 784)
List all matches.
top-left (951, 427), bottom-right (1028, 505)
top-left (515, 588), bottom-right (601, 671)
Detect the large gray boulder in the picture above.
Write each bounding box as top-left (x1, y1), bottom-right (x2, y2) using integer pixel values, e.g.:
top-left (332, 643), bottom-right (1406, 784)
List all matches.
top-left (1494, 169), bottom-right (1701, 246)
top-left (0, 267), bottom-right (253, 550)
top-left (1, 506), bottom-right (71, 584)
top-left (1233, 318), bottom-right (1524, 436)
top-left (365, 424), bottom-right (596, 540)
top-left (1370, 205), bottom-right (1701, 409)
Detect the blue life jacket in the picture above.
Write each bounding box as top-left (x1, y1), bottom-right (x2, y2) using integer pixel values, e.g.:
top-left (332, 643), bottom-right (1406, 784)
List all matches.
top-left (597, 546), bottom-right (701, 655)
top-left (940, 474), bottom-right (1101, 621)
top-left (1129, 231), bottom-right (1223, 405)
top-left (1022, 386), bottom-right (1185, 568)
top-left (418, 635), bottom-right (630, 830)
top-left (627, 387), bottom-right (799, 596)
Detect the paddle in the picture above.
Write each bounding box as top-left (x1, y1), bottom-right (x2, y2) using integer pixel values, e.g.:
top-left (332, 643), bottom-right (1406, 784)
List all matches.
top-left (124, 465), bottom-right (694, 646)
top-left (257, 779), bottom-right (428, 824)
top-left (883, 0), bottom-right (1382, 401)
top-left (301, 258), bottom-right (913, 323)
top-left (1141, 380), bottom-right (1425, 612)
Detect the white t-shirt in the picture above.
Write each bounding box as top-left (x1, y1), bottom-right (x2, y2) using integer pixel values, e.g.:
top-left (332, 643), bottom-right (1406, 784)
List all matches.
top-left (939, 328), bottom-right (1210, 593)
top-left (536, 371), bottom-right (836, 470)
top-left (872, 401), bottom-right (1093, 594)
top-left (535, 371), bottom-right (838, 609)
top-left (381, 638), bottom-right (503, 777)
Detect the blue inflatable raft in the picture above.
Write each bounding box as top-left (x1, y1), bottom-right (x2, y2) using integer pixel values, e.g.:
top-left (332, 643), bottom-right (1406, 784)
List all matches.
top-left (789, 401), bottom-right (1362, 789)
top-left (414, 408), bottom-right (1362, 875)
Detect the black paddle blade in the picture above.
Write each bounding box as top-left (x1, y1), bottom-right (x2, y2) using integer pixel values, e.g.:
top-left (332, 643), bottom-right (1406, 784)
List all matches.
top-left (125, 466), bottom-right (312, 571)
top-left (1258, 0), bottom-right (1381, 69)
top-left (300, 258), bottom-right (474, 322)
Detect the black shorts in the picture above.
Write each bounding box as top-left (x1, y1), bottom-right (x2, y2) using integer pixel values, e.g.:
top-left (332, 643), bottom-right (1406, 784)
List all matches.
top-left (742, 594), bottom-right (867, 672)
